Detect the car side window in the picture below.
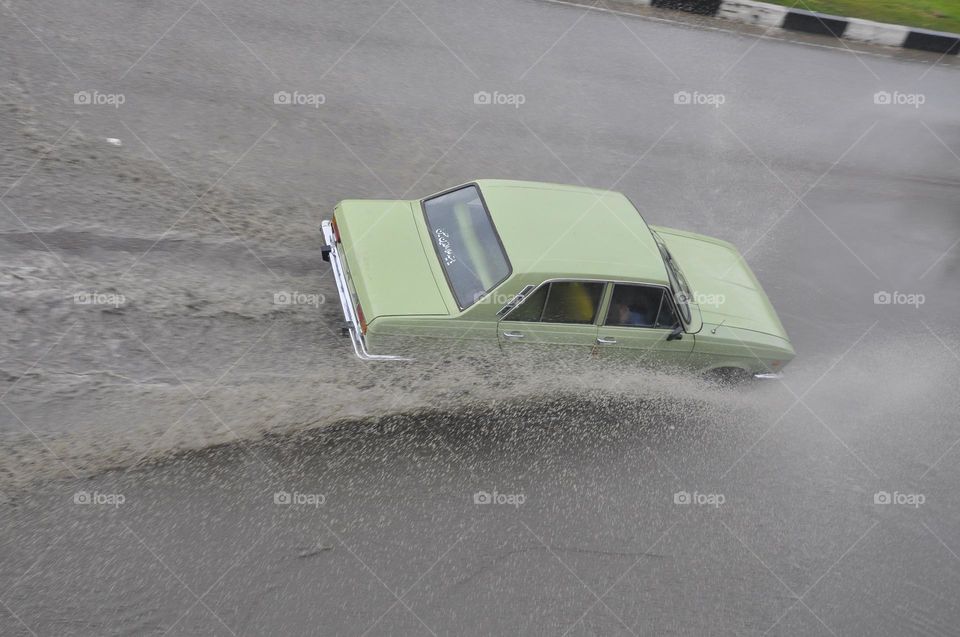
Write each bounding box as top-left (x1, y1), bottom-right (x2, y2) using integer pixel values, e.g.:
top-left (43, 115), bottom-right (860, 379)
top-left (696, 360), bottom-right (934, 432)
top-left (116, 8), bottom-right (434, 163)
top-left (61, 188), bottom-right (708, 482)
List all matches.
top-left (503, 285), bottom-right (548, 322)
top-left (542, 282), bottom-right (604, 324)
top-left (503, 281), bottom-right (603, 324)
top-left (606, 284), bottom-right (677, 328)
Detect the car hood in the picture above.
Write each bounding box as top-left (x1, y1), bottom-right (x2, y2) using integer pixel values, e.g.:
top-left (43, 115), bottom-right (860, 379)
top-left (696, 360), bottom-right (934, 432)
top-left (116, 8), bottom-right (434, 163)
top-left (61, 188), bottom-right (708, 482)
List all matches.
top-left (651, 226), bottom-right (792, 344)
top-left (335, 200), bottom-right (449, 320)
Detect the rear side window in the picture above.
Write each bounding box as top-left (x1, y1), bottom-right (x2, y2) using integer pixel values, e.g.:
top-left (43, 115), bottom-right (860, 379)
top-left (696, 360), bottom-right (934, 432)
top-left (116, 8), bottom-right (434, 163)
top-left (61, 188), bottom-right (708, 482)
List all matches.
top-left (504, 282), bottom-right (604, 324)
top-left (422, 185), bottom-right (511, 309)
top-left (606, 284), bottom-right (678, 328)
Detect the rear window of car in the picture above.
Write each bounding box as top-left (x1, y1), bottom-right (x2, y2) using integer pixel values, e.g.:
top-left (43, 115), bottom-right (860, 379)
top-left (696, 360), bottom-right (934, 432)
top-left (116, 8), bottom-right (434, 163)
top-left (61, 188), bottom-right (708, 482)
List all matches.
top-left (423, 185), bottom-right (511, 309)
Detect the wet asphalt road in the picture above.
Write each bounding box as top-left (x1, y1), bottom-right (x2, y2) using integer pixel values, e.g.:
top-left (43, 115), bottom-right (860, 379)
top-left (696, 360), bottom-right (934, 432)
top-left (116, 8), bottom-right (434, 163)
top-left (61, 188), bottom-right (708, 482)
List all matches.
top-left (2, 0), bottom-right (960, 634)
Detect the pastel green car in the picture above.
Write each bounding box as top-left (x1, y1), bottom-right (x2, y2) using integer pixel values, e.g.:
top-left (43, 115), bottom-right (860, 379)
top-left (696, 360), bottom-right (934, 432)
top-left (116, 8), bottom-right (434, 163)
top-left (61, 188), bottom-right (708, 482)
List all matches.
top-left (320, 180), bottom-right (794, 379)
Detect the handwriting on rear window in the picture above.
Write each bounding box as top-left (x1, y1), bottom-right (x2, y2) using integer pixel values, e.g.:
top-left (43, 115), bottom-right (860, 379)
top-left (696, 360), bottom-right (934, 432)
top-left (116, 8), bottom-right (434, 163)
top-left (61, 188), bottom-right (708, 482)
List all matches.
top-left (435, 228), bottom-right (456, 266)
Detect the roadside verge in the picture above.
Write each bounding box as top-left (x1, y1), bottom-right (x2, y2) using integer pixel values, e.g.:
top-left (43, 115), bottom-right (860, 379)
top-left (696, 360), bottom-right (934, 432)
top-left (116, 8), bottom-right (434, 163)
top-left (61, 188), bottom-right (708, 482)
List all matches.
top-left (621, 0), bottom-right (960, 54)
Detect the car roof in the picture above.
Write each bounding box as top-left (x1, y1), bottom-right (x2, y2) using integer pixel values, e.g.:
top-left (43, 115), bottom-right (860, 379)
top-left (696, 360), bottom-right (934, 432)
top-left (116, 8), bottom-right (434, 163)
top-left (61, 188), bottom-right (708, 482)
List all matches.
top-left (472, 179), bottom-right (669, 285)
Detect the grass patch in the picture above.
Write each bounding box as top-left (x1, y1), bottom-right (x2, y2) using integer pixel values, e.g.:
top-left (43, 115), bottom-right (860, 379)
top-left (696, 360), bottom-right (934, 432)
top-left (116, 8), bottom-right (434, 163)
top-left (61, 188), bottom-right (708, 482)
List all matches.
top-left (762, 0), bottom-right (960, 34)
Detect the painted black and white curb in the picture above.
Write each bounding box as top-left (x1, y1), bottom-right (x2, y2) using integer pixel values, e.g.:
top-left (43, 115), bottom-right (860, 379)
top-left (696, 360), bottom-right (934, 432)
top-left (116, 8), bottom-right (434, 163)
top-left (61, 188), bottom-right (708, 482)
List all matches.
top-left (624, 0), bottom-right (960, 55)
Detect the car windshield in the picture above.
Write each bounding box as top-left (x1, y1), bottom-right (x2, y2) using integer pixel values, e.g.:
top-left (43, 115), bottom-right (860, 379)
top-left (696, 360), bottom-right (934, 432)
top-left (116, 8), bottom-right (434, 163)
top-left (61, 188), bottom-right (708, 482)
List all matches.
top-left (651, 230), bottom-right (693, 325)
top-left (422, 185), bottom-right (511, 309)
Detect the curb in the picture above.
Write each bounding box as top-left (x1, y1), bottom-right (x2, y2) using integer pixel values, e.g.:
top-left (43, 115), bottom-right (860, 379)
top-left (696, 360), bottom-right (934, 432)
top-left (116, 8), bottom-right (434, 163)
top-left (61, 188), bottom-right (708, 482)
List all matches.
top-left (625, 0), bottom-right (960, 55)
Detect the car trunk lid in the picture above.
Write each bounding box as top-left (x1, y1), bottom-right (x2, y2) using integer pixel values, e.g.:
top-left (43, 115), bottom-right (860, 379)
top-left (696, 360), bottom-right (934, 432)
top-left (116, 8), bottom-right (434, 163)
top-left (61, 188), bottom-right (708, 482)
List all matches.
top-left (334, 200), bottom-right (450, 320)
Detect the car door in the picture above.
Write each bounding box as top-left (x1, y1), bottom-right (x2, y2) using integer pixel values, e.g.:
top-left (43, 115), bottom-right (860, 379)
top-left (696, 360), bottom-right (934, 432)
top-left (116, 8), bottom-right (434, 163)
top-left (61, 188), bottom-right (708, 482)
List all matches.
top-left (497, 280), bottom-right (603, 361)
top-left (593, 283), bottom-right (694, 369)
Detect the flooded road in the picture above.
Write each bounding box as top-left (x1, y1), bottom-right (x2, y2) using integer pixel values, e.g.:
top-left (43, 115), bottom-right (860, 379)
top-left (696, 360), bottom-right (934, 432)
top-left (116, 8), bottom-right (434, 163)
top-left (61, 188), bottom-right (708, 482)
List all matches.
top-left (2, 0), bottom-right (959, 634)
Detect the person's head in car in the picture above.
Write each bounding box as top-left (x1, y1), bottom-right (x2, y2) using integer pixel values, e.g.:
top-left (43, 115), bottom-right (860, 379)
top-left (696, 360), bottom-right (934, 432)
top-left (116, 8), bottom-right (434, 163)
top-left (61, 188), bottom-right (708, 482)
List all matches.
top-left (613, 292), bottom-right (657, 327)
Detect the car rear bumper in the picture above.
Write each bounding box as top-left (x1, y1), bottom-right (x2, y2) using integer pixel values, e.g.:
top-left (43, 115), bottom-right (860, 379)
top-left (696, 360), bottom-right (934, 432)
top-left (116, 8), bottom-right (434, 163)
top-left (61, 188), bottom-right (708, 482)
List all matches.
top-left (321, 220), bottom-right (410, 361)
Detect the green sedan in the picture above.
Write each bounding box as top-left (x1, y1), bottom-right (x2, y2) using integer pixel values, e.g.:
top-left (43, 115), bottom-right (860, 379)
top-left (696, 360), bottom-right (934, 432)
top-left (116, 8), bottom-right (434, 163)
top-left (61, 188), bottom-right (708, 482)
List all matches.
top-left (320, 180), bottom-right (794, 379)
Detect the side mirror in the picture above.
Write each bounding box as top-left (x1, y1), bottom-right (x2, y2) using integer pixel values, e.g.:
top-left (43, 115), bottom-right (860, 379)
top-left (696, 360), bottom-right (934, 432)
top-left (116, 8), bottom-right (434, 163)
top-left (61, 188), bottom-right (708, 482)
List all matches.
top-left (666, 325), bottom-right (684, 341)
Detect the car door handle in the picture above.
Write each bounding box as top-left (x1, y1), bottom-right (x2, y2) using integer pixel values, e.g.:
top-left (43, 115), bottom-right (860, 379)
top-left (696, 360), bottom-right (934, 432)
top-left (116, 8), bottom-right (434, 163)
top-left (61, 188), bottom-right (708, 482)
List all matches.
top-left (596, 336), bottom-right (617, 345)
top-left (502, 331), bottom-right (525, 339)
